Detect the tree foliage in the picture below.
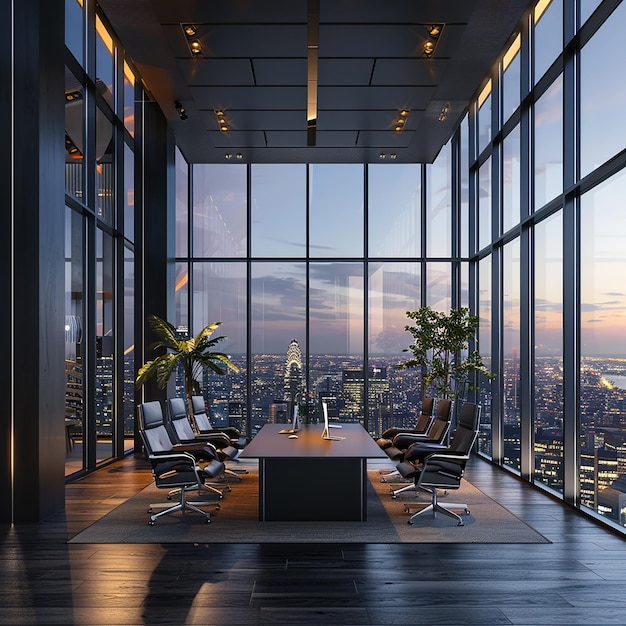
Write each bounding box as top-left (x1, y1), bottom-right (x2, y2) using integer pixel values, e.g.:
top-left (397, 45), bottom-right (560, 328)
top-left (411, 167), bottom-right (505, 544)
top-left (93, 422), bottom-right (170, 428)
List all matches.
top-left (397, 306), bottom-right (495, 400)
top-left (135, 315), bottom-right (239, 417)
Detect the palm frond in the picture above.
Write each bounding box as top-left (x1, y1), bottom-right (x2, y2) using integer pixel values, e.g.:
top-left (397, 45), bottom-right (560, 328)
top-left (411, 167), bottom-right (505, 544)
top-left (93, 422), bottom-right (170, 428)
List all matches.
top-left (147, 314), bottom-right (182, 350)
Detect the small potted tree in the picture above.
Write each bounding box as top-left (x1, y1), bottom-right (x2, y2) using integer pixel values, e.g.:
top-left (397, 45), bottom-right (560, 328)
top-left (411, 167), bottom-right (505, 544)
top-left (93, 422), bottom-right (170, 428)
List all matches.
top-left (397, 306), bottom-right (494, 423)
top-left (135, 314), bottom-right (239, 426)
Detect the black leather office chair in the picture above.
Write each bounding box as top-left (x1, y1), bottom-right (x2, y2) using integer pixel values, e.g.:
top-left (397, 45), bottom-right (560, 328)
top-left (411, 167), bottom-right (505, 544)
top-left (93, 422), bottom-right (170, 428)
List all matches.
top-left (138, 401), bottom-right (226, 524)
top-left (191, 395), bottom-right (248, 450)
top-left (384, 398), bottom-right (453, 464)
top-left (403, 402), bottom-right (481, 526)
top-left (397, 402), bottom-right (480, 526)
top-left (377, 397), bottom-right (435, 448)
top-left (166, 397), bottom-right (244, 481)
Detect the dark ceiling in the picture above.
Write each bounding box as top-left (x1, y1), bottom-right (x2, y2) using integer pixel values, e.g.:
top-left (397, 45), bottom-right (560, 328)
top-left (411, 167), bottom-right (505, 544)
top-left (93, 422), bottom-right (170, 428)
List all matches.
top-left (98, 0), bottom-right (531, 164)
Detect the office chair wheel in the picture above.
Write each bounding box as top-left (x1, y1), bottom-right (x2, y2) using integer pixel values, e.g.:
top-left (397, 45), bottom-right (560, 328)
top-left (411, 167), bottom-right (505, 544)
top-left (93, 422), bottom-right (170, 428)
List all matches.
top-left (391, 494), bottom-right (398, 499)
top-left (148, 520), bottom-right (155, 526)
top-left (457, 521), bottom-right (464, 526)
top-left (215, 503), bottom-right (221, 510)
top-left (403, 506), bottom-right (411, 514)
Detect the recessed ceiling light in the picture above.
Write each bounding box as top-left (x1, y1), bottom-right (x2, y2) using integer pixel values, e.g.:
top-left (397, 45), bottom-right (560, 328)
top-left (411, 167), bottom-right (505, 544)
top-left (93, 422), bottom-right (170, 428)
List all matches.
top-left (424, 41), bottom-right (435, 56)
top-left (183, 24), bottom-right (197, 37)
top-left (190, 40), bottom-right (202, 55)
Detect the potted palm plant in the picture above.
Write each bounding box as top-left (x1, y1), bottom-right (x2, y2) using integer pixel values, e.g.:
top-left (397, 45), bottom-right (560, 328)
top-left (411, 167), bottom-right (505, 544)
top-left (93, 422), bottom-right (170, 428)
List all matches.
top-left (397, 306), bottom-right (494, 421)
top-left (135, 314), bottom-right (239, 425)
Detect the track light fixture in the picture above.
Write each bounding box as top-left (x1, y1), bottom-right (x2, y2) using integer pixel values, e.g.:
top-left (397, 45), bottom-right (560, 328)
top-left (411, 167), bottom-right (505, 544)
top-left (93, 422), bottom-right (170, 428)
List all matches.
top-left (215, 109), bottom-right (230, 132)
top-left (394, 109), bottom-right (410, 133)
top-left (423, 23), bottom-right (444, 57)
top-left (174, 101), bottom-right (188, 121)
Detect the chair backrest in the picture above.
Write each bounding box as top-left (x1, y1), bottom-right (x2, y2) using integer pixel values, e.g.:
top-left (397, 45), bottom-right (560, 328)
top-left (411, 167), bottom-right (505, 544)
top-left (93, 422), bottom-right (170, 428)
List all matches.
top-left (448, 402), bottom-right (481, 454)
top-left (191, 395), bottom-right (213, 432)
top-left (424, 413), bottom-right (451, 444)
top-left (421, 397), bottom-right (435, 416)
top-left (138, 401), bottom-right (173, 454)
top-left (166, 397), bottom-right (197, 442)
top-left (413, 411), bottom-right (433, 433)
top-left (434, 398), bottom-right (452, 420)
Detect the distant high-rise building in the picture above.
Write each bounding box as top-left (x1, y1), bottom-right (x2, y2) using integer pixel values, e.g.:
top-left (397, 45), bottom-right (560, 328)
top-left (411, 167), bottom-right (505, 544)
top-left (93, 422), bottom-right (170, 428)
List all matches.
top-left (284, 338), bottom-right (304, 401)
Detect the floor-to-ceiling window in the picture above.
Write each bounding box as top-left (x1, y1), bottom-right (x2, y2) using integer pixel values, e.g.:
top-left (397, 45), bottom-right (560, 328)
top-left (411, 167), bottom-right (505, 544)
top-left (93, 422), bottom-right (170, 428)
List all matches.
top-left (464, 0), bottom-right (626, 534)
top-left (64, 0), bottom-right (140, 476)
top-left (176, 152), bottom-right (469, 439)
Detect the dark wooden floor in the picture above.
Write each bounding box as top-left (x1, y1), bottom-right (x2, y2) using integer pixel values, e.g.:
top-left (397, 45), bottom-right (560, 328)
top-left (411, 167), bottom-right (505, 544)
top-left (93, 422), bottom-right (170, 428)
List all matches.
top-left (1, 455), bottom-right (626, 625)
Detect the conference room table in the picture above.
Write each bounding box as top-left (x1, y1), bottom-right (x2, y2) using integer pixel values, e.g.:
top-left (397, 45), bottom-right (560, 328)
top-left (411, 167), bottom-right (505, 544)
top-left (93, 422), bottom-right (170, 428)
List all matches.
top-left (239, 422), bottom-right (387, 521)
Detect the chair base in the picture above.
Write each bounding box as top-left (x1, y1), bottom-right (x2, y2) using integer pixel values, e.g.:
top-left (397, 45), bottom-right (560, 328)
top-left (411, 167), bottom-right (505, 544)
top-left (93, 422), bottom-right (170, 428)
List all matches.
top-left (390, 483), bottom-right (416, 498)
top-left (147, 490), bottom-right (213, 525)
top-left (407, 489), bottom-right (469, 526)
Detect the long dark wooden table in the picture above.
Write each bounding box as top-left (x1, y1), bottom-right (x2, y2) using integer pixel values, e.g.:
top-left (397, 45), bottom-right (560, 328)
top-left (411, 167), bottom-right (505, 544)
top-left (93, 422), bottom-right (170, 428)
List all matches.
top-left (239, 423), bottom-right (387, 521)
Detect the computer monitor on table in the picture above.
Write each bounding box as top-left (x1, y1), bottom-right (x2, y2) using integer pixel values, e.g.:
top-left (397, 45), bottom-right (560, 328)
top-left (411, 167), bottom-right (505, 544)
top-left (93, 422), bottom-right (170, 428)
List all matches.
top-left (321, 401), bottom-right (344, 440)
top-left (278, 402), bottom-right (301, 434)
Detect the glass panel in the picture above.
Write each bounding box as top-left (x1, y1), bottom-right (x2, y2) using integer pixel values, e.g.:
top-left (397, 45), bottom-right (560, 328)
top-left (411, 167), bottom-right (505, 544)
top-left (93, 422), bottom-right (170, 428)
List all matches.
top-left (368, 164), bottom-right (421, 258)
top-left (309, 263), bottom-right (364, 425)
top-left (478, 157), bottom-right (492, 250)
top-left (251, 164), bottom-right (306, 257)
top-left (250, 263), bottom-right (306, 433)
top-left (503, 238), bottom-right (521, 472)
top-left (124, 143), bottom-right (134, 241)
top-left (580, 171), bottom-right (626, 529)
top-left (175, 262), bottom-right (189, 331)
top-left (477, 80), bottom-right (492, 155)
top-left (534, 210), bottom-right (563, 493)
top-left (95, 108), bottom-right (115, 224)
top-left (123, 61), bottom-right (135, 136)
top-left (460, 115), bottom-right (469, 257)
top-left (580, 0), bottom-right (602, 25)
top-left (192, 262), bottom-right (247, 434)
top-left (426, 141), bottom-right (452, 258)
top-left (502, 34), bottom-right (521, 123)
top-left (95, 15), bottom-right (114, 109)
top-left (65, 207), bottom-right (85, 476)
top-left (503, 124), bottom-right (521, 233)
top-left (426, 262), bottom-right (451, 313)
top-left (123, 246), bottom-right (134, 453)
top-left (534, 74), bottom-right (563, 210)
top-left (176, 148), bottom-right (188, 257)
top-left (65, 67), bottom-right (84, 201)
top-left (534, 0), bottom-right (563, 84)
top-left (580, 1), bottom-right (626, 179)
top-left (96, 228), bottom-right (115, 464)
top-left (460, 261), bottom-right (469, 309)
top-left (477, 256), bottom-right (493, 458)
top-left (310, 164), bottom-right (363, 257)
top-left (65, 0), bottom-right (83, 65)
top-left (368, 262), bottom-right (421, 437)
top-left (193, 164), bottom-right (247, 257)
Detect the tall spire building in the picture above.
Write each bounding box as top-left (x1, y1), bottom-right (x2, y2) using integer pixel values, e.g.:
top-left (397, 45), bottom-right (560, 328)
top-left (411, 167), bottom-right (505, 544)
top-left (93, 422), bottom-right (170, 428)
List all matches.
top-left (284, 339), bottom-right (304, 402)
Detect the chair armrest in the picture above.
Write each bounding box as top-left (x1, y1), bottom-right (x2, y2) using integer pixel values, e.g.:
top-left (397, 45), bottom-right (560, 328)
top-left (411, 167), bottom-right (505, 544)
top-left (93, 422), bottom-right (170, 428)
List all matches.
top-left (421, 453), bottom-right (468, 478)
top-left (148, 452), bottom-right (205, 482)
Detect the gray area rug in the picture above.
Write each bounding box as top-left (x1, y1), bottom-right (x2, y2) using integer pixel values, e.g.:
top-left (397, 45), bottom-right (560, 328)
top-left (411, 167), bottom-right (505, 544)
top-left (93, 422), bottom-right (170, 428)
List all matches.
top-left (69, 460), bottom-right (549, 544)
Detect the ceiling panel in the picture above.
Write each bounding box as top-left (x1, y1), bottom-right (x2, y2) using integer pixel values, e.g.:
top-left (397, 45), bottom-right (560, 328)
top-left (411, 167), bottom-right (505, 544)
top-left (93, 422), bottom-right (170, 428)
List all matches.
top-left (317, 86), bottom-right (436, 111)
top-left (176, 59), bottom-right (255, 86)
top-left (318, 59), bottom-right (375, 86)
top-left (370, 59), bottom-right (450, 86)
top-left (191, 86), bottom-right (306, 110)
top-left (98, 0), bottom-right (533, 163)
top-left (252, 59), bottom-right (308, 86)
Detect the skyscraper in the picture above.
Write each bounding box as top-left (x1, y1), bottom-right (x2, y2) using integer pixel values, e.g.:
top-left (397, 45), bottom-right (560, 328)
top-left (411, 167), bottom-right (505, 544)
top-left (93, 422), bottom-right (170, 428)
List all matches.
top-left (284, 339), bottom-right (304, 402)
